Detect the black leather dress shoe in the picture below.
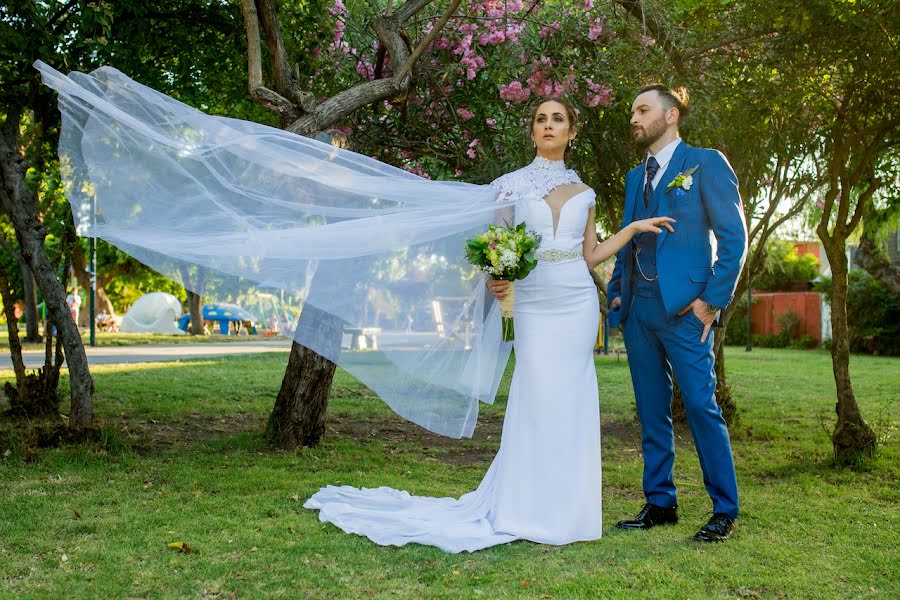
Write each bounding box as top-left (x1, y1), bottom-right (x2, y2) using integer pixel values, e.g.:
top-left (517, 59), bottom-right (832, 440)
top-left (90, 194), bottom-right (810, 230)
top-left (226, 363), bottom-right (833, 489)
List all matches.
top-left (615, 503), bottom-right (679, 530)
top-left (692, 513), bottom-right (735, 542)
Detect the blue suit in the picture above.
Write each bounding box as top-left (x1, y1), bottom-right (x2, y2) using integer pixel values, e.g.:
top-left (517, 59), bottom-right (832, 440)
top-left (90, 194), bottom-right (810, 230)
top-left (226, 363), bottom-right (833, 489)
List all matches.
top-left (608, 140), bottom-right (747, 519)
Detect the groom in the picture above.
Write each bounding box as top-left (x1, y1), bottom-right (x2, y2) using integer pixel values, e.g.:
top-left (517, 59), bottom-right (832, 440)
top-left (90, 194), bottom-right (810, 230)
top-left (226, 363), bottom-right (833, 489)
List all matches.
top-left (607, 85), bottom-right (747, 542)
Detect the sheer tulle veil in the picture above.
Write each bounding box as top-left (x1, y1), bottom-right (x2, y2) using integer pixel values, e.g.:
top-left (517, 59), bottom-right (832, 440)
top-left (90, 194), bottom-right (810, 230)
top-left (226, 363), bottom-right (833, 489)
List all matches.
top-left (34, 60), bottom-right (516, 438)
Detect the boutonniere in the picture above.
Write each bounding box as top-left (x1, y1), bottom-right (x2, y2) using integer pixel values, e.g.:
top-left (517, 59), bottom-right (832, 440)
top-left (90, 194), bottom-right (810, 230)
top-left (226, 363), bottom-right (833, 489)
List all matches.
top-left (666, 165), bottom-right (699, 195)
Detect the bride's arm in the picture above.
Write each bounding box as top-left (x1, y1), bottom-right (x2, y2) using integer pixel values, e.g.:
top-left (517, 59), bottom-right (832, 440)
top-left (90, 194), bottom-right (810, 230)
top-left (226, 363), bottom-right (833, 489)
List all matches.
top-left (583, 207), bottom-right (675, 269)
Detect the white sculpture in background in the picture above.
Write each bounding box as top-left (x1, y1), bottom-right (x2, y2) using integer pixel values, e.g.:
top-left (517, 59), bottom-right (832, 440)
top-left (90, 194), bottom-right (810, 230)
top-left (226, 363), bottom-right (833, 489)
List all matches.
top-left (119, 292), bottom-right (185, 335)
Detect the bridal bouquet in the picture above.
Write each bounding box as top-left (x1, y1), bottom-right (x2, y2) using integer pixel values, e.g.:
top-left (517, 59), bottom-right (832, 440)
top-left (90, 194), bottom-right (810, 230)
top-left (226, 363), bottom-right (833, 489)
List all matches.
top-left (464, 223), bottom-right (541, 341)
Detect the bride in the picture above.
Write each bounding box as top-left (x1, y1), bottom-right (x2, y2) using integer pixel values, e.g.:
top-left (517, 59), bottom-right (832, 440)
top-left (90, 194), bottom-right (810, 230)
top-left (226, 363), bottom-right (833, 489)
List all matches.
top-left (305, 98), bottom-right (674, 552)
top-left (34, 61), bottom-right (672, 553)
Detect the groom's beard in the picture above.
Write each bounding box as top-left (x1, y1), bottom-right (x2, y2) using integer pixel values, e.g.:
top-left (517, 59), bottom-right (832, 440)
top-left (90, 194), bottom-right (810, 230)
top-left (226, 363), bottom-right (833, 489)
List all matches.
top-left (632, 116), bottom-right (668, 149)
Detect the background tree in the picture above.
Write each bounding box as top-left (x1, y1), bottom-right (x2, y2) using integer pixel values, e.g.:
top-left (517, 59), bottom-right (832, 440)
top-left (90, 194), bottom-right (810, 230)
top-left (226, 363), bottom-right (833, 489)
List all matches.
top-left (768, 0), bottom-right (897, 462)
top-left (0, 0), bottom-right (264, 426)
top-left (239, 0), bottom-right (479, 449)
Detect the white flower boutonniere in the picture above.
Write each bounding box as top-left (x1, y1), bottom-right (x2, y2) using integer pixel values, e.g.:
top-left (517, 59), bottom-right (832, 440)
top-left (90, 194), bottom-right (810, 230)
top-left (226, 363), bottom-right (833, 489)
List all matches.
top-left (666, 164), bottom-right (699, 193)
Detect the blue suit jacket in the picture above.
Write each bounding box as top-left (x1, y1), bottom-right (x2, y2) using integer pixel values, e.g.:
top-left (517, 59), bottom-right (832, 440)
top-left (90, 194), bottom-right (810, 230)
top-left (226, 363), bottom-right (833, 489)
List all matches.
top-left (607, 141), bottom-right (748, 328)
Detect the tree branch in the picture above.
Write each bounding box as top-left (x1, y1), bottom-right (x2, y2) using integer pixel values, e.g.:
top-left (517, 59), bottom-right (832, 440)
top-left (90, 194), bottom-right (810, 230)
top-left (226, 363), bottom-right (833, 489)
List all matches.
top-left (240, 0), bottom-right (300, 122)
top-left (614, 0), bottom-right (684, 73)
top-left (256, 0), bottom-right (316, 111)
top-left (396, 0), bottom-right (463, 81)
top-left (394, 0), bottom-right (435, 23)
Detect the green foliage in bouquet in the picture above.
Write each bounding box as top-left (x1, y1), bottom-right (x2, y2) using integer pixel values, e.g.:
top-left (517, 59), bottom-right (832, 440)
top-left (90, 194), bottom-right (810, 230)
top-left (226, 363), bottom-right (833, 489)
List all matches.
top-left (464, 223), bottom-right (542, 281)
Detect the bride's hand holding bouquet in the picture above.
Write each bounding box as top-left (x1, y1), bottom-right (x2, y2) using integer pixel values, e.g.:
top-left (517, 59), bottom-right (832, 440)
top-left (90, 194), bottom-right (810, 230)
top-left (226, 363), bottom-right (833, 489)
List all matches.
top-left (465, 223), bottom-right (541, 341)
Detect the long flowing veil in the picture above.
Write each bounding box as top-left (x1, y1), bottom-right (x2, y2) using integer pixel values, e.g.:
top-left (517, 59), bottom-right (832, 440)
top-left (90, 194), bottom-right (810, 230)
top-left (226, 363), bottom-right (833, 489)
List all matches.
top-left (35, 60), bottom-right (514, 438)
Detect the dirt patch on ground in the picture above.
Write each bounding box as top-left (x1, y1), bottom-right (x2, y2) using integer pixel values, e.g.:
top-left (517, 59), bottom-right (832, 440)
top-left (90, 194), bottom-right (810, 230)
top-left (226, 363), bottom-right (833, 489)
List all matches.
top-left (4, 408), bottom-right (652, 466)
top-left (115, 411), bottom-right (267, 455)
top-left (326, 411), bottom-right (506, 466)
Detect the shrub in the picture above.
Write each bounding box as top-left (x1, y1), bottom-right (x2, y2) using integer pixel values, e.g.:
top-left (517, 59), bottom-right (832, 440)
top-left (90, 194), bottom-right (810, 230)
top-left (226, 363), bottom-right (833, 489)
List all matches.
top-left (723, 295), bottom-right (751, 346)
top-left (814, 270), bottom-right (900, 355)
top-left (752, 332), bottom-right (791, 348)
top-left (777, 309), bottom-right (802, 339)
top-left (754, 240), bottom-right (819, 291)
top-left (790, 334), bottom-right (819, 350)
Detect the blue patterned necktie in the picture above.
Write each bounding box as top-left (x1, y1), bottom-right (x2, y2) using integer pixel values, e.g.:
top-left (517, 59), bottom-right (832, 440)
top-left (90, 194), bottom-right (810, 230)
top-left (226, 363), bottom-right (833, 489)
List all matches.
top-left (644, 156), bottom-right (659, 207)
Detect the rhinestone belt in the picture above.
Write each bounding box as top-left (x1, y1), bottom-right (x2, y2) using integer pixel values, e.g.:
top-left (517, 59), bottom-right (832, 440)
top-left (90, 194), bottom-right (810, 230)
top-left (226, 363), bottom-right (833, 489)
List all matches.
top-left (534, 248), bottom-right (583, 262)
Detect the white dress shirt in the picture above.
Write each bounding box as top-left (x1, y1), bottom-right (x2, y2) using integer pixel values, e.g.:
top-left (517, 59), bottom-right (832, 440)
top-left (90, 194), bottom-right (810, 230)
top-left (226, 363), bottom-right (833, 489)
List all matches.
top-left (644, 137), bottom-right (682, 190)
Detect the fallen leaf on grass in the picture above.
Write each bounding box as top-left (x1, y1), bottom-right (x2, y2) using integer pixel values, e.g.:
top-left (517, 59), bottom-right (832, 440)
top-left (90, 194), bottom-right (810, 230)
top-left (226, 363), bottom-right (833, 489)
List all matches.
top-left (290, 494), bottom-right (300, 502)
top-left (736, 588), bottom-right (761, 598)
top-left (73, 510), bottom-right (81, 519)
top-left (167, 541), bottom-right (194, 554)
top-left (520, 578), bottom-right (529, 586)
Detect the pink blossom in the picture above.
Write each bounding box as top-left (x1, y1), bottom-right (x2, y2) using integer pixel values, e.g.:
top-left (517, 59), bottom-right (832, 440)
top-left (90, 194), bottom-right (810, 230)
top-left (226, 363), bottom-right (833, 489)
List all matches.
top-left (505, 22), bottom-right (525, 45)
top-left (478, 25), bottom-right (507, 46)
top-left (499, 81), bottom-right (531, 103)
top-left (455, 169), bottom-right (463, 177)
top-left (457, 107), bottom-right (475, 120)
top-left (405, 162), bottom-right (431, 179)
top-left (466, 138), bottom-right (481, 159)
top-left (585, 78), bottom-right (614, 107)
top-left (356, 59), bottom-right (374, 80)
top-left (584, 0), bottom-right (594, 9)
top-left (486, 118), bottom-right (497, 127)
top-left (539, 22), bottom-right (561, 39)
top-left (328, 0), bottom-right (346, 16)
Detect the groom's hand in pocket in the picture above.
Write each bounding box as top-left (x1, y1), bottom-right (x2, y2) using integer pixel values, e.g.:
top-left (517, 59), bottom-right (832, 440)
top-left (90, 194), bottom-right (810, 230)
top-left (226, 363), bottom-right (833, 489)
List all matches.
top-left (679, 298), bottom-right (717, 343)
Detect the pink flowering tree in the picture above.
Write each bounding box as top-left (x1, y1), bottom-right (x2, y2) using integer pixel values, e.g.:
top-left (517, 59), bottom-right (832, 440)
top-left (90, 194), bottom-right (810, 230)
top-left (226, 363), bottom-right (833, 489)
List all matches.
top-left (313, 0), bottom-right (671, 230)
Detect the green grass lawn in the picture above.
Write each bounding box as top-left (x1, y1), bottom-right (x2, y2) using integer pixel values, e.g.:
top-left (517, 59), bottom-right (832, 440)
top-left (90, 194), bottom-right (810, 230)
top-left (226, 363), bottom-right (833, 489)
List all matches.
top-left (0, 348), bottom-right (897, 598)
top-left (0, 330), bottom-right (289, 351)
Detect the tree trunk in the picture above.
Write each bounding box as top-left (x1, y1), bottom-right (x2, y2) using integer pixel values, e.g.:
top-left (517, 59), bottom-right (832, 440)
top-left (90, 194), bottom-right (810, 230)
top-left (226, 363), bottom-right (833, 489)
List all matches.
top-left (266, 305), bottom-right (343, 448)
top-left (267, 342), bottom-right (336, 448)
top-left (96, 286), bottom-right (115, 318)
top-left (820, 239), bottom-right (876, 464)
top-left (672, 302), bottom-right (738, 425)
top-left (71, 244), bottom-right (117, 328)
top-left (17, 255), bottom-right (42, 342)
top-left (187, 290), bottom-right (204, 335)
top-left (242, 0), bottom-right (461, 447)
top-left (856, 225), bottom-right (900, 294)
top-left (1, 117), bottom-right (94, 428)
top-left (712, 308), bottom-right (737, 423)
top-left (0, 265), bottom-right (29, 395)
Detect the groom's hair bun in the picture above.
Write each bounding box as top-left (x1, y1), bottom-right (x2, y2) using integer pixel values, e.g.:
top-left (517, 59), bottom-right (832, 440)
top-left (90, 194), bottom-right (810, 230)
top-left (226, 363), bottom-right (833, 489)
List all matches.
top-left (638, 84), bottom-right (690, 123)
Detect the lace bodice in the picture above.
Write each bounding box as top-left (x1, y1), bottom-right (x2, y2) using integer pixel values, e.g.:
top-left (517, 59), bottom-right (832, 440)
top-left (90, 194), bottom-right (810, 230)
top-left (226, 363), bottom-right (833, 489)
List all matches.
top-left (491, 157), bottom-right (596, 253)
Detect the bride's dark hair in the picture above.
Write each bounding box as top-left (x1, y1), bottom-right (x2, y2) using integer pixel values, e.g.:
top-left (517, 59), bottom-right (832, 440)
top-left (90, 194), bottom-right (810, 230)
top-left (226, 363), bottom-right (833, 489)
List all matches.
top-left (527, 96), bottom-right (579, 161)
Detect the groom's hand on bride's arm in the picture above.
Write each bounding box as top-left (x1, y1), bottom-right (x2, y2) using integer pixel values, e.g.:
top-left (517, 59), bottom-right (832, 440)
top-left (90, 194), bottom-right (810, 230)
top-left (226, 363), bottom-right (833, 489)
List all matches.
top-left (679, 298), bottom-right (717, 343)
top-left (609, 297), bottom-right (621, 310)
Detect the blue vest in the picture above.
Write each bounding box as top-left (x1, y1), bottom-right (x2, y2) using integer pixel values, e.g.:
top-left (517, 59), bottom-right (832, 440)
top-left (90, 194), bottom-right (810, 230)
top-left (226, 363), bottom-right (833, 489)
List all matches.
top-left (631, 184), bottom-right (661, 297)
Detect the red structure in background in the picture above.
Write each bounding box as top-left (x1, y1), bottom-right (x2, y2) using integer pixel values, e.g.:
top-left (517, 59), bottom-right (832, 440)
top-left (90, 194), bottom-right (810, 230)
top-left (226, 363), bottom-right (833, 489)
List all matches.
top-left (793, 241), bottom-right (820, 261)
top-left (751, 292), bottom-right (822, 342)
top-left (750, 241), bottom-right (823, 342)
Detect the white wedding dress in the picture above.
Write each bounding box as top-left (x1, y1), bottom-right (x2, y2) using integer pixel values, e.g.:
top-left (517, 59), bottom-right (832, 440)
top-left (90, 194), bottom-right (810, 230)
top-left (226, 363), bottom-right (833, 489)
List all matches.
top-left (306, 157), bottom-right (603, 552)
